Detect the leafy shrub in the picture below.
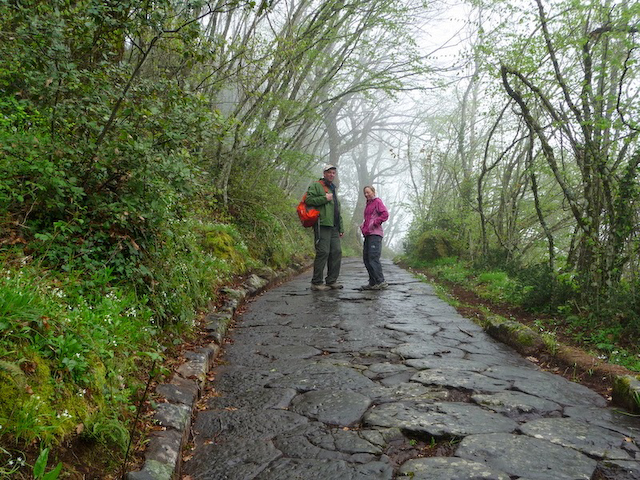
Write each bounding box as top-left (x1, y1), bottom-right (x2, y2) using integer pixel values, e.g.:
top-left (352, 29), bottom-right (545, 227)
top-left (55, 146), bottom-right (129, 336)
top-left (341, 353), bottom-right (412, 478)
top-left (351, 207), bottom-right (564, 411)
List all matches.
top-left (473, 247), bottom-right (520, 271)
top-left (141, 218), bottom-right (251, 326)
top-left (228, 174), bottom-right (310, 268)
top-left (82, 412), bottom-right (130, 453)
top-left (511, 264), bottom-right (577, 312)
top-left (413, 230), bottom-right (462, 262)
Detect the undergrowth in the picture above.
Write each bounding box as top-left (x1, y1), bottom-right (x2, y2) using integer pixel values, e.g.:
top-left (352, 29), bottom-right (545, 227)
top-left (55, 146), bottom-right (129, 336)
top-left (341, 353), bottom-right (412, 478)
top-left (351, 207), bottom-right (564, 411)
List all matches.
top-left (0, 208), bottom-right (312, 478)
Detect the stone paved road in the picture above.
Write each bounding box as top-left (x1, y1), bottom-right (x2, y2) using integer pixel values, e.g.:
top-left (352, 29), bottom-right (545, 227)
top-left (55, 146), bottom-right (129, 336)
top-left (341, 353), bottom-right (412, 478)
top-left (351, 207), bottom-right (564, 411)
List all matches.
top-left (182, 259), bottom-right (640, 480)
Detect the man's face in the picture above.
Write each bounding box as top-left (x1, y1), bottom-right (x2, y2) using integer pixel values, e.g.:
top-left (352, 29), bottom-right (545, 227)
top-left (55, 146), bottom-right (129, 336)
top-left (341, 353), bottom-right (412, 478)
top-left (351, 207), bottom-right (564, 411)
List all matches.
top-left (323, 168), bottom-right (337, 182)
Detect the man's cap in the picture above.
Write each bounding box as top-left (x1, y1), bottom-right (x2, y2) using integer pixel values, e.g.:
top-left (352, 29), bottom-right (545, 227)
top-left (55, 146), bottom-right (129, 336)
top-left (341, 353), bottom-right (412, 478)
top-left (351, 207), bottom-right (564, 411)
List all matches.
top-left (323, 164), bottom-right (337, 172)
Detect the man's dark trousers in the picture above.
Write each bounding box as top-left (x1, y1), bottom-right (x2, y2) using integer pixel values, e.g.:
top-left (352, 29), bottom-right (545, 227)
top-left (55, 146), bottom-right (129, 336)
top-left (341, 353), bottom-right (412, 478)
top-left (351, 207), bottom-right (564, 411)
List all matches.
top-left (312, 225), bottom-right (342, 285)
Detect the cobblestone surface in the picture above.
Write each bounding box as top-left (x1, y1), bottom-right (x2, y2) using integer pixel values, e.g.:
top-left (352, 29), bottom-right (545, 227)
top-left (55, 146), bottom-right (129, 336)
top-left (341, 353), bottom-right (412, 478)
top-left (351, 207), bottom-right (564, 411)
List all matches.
top-left (179, 259), bottom-right (639, 480)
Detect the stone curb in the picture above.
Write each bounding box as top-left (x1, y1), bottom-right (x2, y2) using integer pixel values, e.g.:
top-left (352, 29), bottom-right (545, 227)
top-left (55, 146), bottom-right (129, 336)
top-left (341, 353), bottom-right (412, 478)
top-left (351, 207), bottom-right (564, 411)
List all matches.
top-left (478, 314), bottom-right (640, 413)
top-left (126, 260), bottom-right (310, 480)
top-left (613, 374), bottom-right (640, 413)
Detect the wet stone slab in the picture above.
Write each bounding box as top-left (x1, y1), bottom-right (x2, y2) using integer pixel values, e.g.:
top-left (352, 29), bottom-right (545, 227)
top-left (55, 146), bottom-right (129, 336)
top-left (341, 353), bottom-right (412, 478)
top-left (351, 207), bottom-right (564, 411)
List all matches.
top-left (412, 368), bottom-right (513, 393)
top-left (290, 389), bottom-right (373, 426)
top-left (519, 417), bottom-right (639, 460)
top-left (255, 458), bottom-right (394, 480)
top-left (206, 386), bottom-right (297, 411)
top-left (272, 422), bottom-right (384, 461)
top-left (405, 357), bottom-right (488, 372)
top-left (255, 344), bottom-right (323, 360)
top-left (363, 362), bottom-right (412, 380)
top-left (411, 368), bottom-right (511, 393)
top-left (209, 365), bottom-right (287, 394)
top-left (366, 383), bottom-right (451, 404)
top-left (383, 322), bottom-right (441, 336)
top-left (183, 437), bottom-right (282, 480)
top-left (511, 370), bottom-right (608, 407)
top-left (391, 342), bottom-right (466, 359)
top-left (192, 408), bottom-right (308, 442)
top-left (563, 405), bottom-right (640, 437)
top-left (363, 401), bottom-right (518, 437)
top-left (596, 459), bottom-right (640, 480)
top-left (455, 339), bottom-right (518, 356)
top-left (266, 362), bottom-right (378, 393)
top-left (398, 457), bottom-right (511, 480)
top-left (218, 343), bottom-right (282, 368)
top-left (471, 390), bottom-right (562, 420)
top-left (465, 351), bottom-right (534, 367)
top-left (272, 424), bottom-right (346, 461)
top-left (456, 433), bottom-right (598, 480)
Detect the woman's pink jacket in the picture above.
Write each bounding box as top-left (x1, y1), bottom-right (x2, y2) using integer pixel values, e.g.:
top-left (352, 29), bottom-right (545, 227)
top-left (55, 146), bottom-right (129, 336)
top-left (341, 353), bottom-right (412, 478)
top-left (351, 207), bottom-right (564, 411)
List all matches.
top-left (360, 197), bottom-right (389, 237)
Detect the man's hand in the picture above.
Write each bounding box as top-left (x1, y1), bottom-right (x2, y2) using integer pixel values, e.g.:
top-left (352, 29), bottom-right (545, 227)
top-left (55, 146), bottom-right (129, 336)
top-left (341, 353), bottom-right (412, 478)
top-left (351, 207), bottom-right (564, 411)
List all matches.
top-left (326, 193), bottom-right (333, 202)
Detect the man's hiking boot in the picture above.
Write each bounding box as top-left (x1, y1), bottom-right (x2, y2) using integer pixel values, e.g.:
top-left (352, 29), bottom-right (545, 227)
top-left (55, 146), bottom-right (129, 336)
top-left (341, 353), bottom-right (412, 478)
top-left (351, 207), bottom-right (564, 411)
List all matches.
top-left (326, 283), bottom-right (344, 289)
top-left (311, 283), bottom-right (331, 291)
top-left (360, 284), bottom-right (374, 290)
top-left (371, 282), bottom-right (389, 290)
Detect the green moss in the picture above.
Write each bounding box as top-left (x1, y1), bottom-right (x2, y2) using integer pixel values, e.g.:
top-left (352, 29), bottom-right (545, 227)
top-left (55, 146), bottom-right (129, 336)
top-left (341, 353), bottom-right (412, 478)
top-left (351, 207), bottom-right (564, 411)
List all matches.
top-left (203, 231), bottom-right (234, 257)
top-left (0, 351), bottom-right (101, 444)
top-left (201, 226), bottom-right (246, 269)
top-left (414, 230), bottom-right (461, 261)
top-left (516, 328), bottom-right (535, 346)
top-left (0, 363), bottom-right (26, 419)
top-left (612, 375), bottom-right (640, 413)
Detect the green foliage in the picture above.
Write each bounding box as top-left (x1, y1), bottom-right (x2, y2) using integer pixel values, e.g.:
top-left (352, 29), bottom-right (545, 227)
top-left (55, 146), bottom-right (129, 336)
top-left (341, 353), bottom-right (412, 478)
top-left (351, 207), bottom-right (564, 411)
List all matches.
top-left (477, 271), bottom-right (509, 286)
top-left (201, 223), bottom-right (249, 267)
top-left (503, 264), bottom-right (577, 313)
top-left (142, 217), bottom-right (249, 325)
top-left (0, 0), bottom-right (417, 468)
top-left (33, 448), bottom-right (62, 480)
top-left (227, 172), bottom-right (312, 268)
top-left (411, 230), bottom-right (462, 262)
top-left (81, 412), bottom-right (130, 453)
top-left (415, 257), bottom-right (469, 284)
top-left (0, 263), bottom-right (159, 445)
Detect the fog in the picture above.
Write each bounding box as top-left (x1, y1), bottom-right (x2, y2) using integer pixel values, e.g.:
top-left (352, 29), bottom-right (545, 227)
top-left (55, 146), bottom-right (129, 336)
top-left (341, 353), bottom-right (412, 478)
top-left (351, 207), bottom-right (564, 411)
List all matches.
top-left (318, 0), bottom-right (477, 253)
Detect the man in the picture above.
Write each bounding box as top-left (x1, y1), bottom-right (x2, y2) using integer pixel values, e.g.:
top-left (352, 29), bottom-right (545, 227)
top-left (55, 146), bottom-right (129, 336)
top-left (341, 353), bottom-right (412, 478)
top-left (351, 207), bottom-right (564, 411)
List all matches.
top-left (305, 164), bottom-right (344, 291)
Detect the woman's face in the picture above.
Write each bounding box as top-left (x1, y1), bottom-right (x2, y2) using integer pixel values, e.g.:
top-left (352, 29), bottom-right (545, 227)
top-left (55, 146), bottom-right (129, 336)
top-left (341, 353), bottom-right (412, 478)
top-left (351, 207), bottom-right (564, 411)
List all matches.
top-left (364, 187), bottom-right (375, 200)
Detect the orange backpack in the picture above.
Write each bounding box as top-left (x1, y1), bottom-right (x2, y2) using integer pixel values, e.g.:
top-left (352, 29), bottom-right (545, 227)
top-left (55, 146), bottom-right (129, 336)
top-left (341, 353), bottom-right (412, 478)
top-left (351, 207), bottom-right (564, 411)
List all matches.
top-left (297, 181), bottom-right (329, 227)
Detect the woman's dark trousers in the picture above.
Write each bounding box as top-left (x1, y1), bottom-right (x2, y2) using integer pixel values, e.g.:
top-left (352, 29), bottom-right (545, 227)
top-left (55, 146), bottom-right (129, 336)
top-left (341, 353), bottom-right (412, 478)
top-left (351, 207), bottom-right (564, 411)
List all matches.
top-left (363, 234), bottom-right (384, 286)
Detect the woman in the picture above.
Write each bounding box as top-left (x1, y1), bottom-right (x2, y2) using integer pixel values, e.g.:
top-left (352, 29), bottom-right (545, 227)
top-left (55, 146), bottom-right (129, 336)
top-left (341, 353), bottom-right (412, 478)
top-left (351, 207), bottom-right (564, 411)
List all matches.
top-left (360, 186), bottom-right (389, 290)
